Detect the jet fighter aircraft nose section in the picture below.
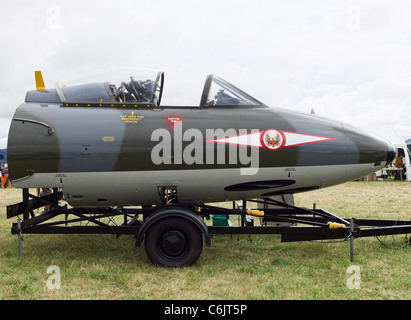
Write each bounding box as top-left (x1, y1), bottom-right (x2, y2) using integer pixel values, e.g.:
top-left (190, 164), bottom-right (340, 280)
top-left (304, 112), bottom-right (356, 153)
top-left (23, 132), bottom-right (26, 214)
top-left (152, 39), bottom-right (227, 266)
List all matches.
top-left (9, 68), bottom-right (398, 207)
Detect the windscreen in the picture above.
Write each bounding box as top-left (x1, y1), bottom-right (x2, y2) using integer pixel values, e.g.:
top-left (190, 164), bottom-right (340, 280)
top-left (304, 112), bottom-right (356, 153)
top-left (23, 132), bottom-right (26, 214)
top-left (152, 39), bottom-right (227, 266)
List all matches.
top-left (204, 75), bottom-right (263, 107)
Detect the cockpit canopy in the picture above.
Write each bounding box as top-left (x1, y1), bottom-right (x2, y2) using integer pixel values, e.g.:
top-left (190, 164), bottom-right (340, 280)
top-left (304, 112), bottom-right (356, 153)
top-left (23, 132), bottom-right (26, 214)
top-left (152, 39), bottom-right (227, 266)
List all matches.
top-left (200, 74), bottom-right (263, 107)
top-left (25, 67), bottom-right (265, 108)
top-left (55, 67), bottom-right (164, 106)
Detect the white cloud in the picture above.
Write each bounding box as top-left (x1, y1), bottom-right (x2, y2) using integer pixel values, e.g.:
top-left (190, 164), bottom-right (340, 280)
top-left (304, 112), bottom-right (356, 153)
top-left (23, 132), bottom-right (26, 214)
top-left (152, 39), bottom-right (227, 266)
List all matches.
top-left (0, 0), bottom-right (410, 140)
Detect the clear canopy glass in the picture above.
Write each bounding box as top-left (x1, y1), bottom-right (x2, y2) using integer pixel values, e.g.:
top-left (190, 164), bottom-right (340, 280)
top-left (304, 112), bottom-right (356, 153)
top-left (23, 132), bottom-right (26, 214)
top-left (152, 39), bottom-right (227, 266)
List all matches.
top-left (200, 75), bottom-right (263, 107)
top-left (55, 67), bottom-right (164, 105)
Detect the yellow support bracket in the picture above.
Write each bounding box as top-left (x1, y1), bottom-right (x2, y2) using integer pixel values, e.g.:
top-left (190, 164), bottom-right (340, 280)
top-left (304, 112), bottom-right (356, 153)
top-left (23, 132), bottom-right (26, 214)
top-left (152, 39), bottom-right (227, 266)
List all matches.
top-left (247, 209), bottom-right (264, 217)
top-left (327, 221), bottom-right (346, 229)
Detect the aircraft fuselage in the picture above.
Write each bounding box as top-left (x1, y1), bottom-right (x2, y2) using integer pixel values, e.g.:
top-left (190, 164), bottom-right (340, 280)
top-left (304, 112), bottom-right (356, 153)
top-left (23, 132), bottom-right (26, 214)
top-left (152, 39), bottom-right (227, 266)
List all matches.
top-left (7, 102), bottom-right (394, 207)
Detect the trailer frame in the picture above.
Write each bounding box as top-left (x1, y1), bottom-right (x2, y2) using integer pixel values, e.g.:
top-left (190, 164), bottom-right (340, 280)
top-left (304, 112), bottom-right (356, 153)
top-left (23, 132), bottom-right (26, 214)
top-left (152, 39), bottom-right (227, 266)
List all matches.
top-left (6, 188), bottom-right (411, 266)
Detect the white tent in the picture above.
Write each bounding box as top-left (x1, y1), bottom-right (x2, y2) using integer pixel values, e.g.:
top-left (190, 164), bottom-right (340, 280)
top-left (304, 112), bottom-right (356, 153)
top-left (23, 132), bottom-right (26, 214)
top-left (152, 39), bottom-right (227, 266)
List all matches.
top-left (0, 136), bottom-right (7, 164)
top-left (0, 136), bottom-right (7, 149)
top-left (367, 126), bottom-right (410, 182)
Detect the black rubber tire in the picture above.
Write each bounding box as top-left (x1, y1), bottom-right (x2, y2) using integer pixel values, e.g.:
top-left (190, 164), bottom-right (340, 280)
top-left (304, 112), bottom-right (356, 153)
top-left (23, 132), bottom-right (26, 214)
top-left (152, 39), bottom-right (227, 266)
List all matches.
top-left (144, 217), bottom-right (203, 267)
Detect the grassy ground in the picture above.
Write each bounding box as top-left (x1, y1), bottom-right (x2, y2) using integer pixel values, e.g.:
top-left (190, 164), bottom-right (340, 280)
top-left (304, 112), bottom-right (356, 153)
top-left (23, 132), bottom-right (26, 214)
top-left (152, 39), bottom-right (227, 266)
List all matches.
top-left (0, 181), bottom-right (410, 300)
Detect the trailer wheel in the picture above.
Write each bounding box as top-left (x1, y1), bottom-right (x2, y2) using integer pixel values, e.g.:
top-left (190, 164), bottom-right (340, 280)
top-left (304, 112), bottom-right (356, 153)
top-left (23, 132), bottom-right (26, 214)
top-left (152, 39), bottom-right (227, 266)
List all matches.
top-left (144, 217), bottom-right (203, 267)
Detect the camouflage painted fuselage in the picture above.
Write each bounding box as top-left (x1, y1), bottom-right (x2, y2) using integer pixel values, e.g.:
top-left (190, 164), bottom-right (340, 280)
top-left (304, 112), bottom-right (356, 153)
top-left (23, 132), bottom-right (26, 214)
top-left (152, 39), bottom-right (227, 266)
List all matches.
top-left (7, 101), bottom-right (394, 207)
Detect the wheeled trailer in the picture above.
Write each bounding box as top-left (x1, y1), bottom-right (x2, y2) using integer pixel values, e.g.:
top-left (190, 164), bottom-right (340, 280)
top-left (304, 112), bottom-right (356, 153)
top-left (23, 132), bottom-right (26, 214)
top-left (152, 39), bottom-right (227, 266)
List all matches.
top-left (6, 188), bottom-right (411, 267)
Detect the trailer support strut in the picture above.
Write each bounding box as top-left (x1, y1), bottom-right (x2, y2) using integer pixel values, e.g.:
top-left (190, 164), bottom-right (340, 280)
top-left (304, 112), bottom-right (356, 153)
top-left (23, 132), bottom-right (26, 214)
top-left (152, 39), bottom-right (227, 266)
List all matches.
top-left (350, 218), bottom-right (355, 263)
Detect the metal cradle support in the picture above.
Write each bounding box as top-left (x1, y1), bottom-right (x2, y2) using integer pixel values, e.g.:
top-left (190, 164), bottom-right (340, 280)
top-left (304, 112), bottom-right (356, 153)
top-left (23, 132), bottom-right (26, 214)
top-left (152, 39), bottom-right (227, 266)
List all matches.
top-left (17, 219), bottom-right (23, 260)
top-left (350, 218), bottom-right (355, 263)
top-left (6, 190), bottom-right (411, 263)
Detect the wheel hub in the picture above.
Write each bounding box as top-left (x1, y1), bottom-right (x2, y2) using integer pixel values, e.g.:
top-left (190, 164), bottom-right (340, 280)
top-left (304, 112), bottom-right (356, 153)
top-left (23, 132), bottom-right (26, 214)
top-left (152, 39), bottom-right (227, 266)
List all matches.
top-left (160, 230), bottom-right (187, 257)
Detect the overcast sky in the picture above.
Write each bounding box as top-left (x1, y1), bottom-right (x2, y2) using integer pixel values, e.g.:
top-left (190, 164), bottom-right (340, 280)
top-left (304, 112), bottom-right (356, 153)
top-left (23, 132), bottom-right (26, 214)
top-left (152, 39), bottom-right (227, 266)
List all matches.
top-left (1, 0), bottom-right (411, 146)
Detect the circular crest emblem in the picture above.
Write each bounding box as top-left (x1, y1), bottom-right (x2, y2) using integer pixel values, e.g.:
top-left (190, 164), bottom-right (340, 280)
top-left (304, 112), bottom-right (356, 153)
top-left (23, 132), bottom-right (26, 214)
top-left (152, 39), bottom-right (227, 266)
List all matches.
top-left (261, 129), bottom-right (284, 150)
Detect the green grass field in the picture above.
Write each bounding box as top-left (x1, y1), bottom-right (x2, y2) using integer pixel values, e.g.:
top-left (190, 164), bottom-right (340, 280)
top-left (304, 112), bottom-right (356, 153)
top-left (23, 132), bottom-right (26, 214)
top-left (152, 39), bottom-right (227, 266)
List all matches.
top-left (0, 181), bottom-right (410, 300)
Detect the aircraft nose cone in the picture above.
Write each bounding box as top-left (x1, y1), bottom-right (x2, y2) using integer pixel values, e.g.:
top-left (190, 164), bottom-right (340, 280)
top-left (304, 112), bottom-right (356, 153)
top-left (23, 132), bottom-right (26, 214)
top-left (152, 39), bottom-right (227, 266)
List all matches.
top-left (386, 142), bottom-right (396, 165)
